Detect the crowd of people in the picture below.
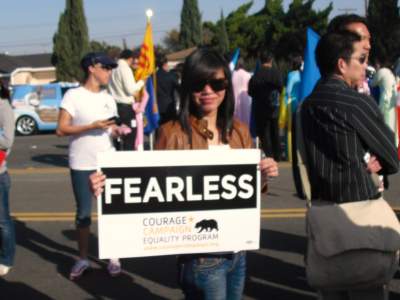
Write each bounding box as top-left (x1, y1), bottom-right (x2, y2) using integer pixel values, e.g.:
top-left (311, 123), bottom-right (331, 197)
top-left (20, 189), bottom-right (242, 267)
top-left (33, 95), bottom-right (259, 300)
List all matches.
top-left (0, 12), bottom-right (399, 300)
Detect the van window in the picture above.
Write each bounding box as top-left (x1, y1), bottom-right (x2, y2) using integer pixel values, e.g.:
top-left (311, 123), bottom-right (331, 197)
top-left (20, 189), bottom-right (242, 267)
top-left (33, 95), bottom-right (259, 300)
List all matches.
top-left (36, 86), bottom-right (56, 100)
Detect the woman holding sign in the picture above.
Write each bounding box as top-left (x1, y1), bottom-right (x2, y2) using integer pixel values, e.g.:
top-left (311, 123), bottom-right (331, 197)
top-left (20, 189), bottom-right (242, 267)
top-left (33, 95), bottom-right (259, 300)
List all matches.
top-left (91, 48), bottom-right (278, 299)
top-left (156, 48), bottom-right (278, 299)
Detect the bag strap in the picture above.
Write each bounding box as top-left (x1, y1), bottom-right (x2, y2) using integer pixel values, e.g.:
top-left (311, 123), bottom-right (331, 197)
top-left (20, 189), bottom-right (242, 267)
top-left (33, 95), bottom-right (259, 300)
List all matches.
top-left (295, 102), bottom-right (312, 207)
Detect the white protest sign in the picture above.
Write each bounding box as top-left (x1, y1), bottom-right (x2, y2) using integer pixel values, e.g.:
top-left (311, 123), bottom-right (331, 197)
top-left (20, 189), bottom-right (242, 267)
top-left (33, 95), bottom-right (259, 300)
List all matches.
top-left (97, 149), bottom-right (261, 259)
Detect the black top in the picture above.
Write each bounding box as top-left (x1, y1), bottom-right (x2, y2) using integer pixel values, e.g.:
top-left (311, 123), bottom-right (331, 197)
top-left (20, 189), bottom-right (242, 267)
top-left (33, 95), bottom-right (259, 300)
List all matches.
top-left (301, 77), bottom-right (399, 203)
top-left (248, 66), bottom-right (283, 119)
top-left (156, 68), bottom-right (179, 124)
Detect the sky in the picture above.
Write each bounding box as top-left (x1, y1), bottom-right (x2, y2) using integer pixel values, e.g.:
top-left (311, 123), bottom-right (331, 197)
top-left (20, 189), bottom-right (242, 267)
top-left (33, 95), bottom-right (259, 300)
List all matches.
top-left (0, 0), bottom-right (366, 55)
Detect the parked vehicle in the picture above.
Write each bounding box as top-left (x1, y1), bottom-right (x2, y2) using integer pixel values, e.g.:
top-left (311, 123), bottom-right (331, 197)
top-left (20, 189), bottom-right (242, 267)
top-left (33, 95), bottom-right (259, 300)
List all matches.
top-left (11, 82), bottom-right (78, 135)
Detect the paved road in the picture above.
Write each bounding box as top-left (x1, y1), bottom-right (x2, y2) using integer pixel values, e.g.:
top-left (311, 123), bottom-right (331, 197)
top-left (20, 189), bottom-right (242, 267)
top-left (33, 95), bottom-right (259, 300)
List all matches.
top-left (2, 134), bottom-right (400, 299)
top-left (8, 133), bottom-right (69, 169)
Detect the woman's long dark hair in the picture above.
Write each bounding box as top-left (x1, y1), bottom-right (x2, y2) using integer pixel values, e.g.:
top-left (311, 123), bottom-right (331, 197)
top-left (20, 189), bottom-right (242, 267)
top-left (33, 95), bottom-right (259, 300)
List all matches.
top-left (178, 48), bottom-right (234, 144)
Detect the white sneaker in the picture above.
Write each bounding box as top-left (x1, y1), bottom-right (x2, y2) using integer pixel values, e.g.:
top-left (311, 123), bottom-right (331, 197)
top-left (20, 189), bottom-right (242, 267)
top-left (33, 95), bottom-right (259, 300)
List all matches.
top-left (107, 259), bottom-right (121, 277)
top-left (69, 259), bottom-right (90, 280)
top-left (0, 264), bottom-right (11, 276)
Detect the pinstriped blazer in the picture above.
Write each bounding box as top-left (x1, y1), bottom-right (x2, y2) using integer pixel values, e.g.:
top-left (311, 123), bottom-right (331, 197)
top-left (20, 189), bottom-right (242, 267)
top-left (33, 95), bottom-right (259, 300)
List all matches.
top-left (301, 77), bottom-right (399, 203)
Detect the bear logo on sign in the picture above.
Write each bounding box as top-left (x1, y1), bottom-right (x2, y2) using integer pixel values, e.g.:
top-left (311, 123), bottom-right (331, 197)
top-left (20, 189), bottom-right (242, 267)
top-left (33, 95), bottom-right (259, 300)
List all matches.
top-left (195, 219), bottom-right (218, 232)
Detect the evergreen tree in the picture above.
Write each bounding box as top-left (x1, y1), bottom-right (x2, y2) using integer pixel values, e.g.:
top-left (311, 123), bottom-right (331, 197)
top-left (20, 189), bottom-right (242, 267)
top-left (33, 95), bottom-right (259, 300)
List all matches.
top-left (277, 0), bottom-right (331, 61)
top-left (368, 0), bottom-right (400, 65)
top-left (162, 29), bottom-right (182, 52)
top-left (90, 41), bottom-right (121, 59)
top-left (52, 0), bottom-right (90, 81)
top-left (224, 2), bottom-right (254, 59)
top-left (166, 0), bottom-right (332, 69)
top-left (52, 12), bottom-right (74, 81)
top-left (258, 0), bottom-right (286, 55)
top-left (222, 0), bottom-right (331, 66)
top-left (217, 10), bottom-right (230, 55)
top-left (179, 0), bottom-right (202, 48)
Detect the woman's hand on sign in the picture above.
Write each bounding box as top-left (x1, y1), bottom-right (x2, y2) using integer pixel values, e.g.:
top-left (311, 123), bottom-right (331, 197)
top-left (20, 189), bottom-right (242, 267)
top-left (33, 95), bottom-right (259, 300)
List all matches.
top-left (90, 171), bottom-right (106, 197)
top-left (260, 157), bottom-right (279, 183)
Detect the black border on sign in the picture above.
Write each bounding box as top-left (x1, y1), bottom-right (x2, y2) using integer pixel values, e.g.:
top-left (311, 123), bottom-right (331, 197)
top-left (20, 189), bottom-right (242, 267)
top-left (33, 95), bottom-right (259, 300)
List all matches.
top-left (101, 164), bottom-right (257, 214)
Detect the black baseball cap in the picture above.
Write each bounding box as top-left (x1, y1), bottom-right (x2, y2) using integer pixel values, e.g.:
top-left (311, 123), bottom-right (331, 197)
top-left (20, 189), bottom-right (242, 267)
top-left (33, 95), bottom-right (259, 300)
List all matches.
top-left (80, 52), bottom-right (118, 70)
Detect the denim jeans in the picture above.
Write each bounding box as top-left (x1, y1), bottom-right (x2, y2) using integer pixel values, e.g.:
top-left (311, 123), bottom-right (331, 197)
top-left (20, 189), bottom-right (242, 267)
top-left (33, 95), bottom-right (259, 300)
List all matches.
top-left (179, 251), bottom-right (246, 300)
top-left (70, 169), bottom-right (95, 228)
top-left (0, 172), bottom-right (15, 267)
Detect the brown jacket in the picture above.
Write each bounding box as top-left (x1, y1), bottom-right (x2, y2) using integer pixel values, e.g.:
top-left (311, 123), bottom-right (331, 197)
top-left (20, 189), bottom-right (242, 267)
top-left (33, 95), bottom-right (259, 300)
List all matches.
top-left (155, 116), bottom-right (252, 150)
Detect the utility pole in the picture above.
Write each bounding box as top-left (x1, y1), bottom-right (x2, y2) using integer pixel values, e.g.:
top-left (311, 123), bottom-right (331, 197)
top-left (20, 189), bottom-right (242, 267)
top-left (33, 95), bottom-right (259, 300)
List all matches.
top-left (365, 0), bottom-right (369, 17)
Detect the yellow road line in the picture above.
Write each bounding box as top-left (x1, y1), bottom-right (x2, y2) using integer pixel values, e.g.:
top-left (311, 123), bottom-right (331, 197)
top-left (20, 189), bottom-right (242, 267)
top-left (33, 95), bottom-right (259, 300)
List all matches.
top-left (261, 213), bottom-right (305, 219)
top-left (15, 215), bottom-right (306, 222)
top-left (12, 212), bottom-right (306, 221)
top-left (10, 206), bottom-right (399, 222)
top-left (15, 217), bottom-right (97, 222)
top-left (263, 208), bottom-right (306, 213)
top-left (9, 168), bottom-right (69, 175)
top-left (14, 209), bottom-right (308, 216)
top-left (13, 212), bottom-right (77, 216)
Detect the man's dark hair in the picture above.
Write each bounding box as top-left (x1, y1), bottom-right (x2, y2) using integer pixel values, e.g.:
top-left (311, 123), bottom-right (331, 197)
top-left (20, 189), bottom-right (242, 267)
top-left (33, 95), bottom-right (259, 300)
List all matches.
top-left (156, 54), bottom-right (168, 69)
top-left (290, 55), bottom-right (303, 71)
top-left (327, 14), bottom-right (368, 33)
top-left (120, 49), bottom-right (134, 59)
top-left (120, 48), bottom-right (141, 60)
top-left (316, 31), bottom-right (361, 77)
top-left (260, 51), bottom-right (274, 64)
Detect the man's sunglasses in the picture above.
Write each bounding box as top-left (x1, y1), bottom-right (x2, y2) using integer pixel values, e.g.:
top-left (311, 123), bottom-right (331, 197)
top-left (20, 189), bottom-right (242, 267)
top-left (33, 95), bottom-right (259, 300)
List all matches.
top-left (192, 78), bottom-right (228, 93)
top-left (349, 54), bottom-right (368, 65)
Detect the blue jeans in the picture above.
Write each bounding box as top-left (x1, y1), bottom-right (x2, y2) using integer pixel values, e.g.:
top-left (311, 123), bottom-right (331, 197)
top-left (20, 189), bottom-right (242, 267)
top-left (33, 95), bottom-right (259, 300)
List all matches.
top-left (179, 251), bottom-right (246, 300)
top-left (70, 169), bottom-right (95, 228)
top-left (0, 172), bottom-right (15, 267)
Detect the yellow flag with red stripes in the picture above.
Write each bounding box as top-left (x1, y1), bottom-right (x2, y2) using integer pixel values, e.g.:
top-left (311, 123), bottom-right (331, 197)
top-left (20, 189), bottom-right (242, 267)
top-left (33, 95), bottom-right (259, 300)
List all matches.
top-left (135, 21), bottom-right (155, 81)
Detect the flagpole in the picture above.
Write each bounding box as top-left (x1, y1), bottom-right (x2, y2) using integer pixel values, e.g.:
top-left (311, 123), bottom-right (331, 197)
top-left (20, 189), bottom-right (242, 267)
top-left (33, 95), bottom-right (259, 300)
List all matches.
top-left (146, 8), bottom-right (155, 151)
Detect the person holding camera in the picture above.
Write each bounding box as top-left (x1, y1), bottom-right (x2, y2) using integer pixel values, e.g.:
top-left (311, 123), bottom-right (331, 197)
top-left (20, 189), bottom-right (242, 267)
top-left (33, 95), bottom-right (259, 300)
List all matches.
top-left (56, 52), bottom-right (124, 280)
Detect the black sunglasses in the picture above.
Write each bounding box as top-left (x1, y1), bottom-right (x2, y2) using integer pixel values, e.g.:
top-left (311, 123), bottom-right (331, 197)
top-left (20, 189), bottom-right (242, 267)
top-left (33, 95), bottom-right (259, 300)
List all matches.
top-left (192, 78), bottom-right (228, 93)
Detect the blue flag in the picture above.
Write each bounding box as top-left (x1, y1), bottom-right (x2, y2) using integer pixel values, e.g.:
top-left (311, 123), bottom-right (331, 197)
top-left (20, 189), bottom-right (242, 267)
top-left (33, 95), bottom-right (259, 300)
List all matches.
top-left (299, 28), bottom-right (321, 101)
top-left (144, 77), bottom-right (160, 135)
top-left (229, 48), bottom-right (240, 72)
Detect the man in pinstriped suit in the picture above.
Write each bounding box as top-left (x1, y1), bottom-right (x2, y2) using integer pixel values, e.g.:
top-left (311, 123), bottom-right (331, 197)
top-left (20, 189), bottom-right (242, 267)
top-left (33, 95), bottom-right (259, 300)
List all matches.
top-left (301, 30), bottom-right (399, 300)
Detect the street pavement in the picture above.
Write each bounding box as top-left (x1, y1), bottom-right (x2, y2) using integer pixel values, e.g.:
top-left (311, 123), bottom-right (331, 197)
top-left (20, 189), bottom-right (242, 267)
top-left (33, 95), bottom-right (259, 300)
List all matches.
top-left (2, 133), bottom-right (400, 299)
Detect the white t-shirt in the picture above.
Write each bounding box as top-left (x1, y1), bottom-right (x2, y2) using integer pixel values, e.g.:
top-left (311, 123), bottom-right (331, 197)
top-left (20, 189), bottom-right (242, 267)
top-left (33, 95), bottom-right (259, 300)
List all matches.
top-left (60, 87), bottom-right (117, 170)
